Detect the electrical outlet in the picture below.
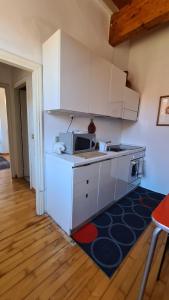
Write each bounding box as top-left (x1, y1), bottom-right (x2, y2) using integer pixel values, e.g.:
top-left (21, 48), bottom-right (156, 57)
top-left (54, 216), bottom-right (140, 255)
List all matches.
top-left (55, 136), bottom-right (59, 142)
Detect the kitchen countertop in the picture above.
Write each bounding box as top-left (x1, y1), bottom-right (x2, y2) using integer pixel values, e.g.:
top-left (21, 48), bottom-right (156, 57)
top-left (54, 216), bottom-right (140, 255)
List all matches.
top-left (46, 145), bottom-right (146, 167)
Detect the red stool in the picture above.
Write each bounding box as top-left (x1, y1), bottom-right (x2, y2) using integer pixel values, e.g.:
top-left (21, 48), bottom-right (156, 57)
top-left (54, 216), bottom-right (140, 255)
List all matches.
top-left (137, 194), bottom-right (169, 300)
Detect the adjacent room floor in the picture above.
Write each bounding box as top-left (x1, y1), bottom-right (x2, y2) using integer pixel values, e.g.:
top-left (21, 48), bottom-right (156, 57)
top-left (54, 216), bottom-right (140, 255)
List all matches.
top-left (0, 169), bottom-right (168, 300)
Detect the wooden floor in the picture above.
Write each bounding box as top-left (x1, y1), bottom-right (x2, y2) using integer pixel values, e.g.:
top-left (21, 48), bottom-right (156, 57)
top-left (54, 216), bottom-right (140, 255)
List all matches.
top-left (0, 169), bottom-right (168, 300)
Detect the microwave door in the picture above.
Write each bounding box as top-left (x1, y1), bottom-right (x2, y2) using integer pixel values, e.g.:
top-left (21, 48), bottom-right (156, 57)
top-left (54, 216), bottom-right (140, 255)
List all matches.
top-left (74, 137), bottom-right (90, 153)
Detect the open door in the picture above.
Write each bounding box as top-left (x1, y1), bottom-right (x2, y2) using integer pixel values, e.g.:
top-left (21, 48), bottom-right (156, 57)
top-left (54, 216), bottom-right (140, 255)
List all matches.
top-left (19, 88), bottom-right (30, 182)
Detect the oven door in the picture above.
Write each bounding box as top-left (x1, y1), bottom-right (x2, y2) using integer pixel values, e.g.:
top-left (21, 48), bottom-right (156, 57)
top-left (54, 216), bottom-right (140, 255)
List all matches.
top-left (129, 159), bottom-right (139, 183)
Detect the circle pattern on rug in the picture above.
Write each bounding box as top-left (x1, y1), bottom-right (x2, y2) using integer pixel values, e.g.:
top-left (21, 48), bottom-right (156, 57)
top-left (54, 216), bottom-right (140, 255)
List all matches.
top-left (109, 223), bottom-right (136, 246)
top-left (73, 223), bottom-right (98, 243)
top-left (91, 237), bottom-right (123, 268)
top-left (122, 213), bottom-right (146, 230)
top-left (94, 212), bottom-right (113, 228)
top-left (72, 187), bottom-right (164, 278)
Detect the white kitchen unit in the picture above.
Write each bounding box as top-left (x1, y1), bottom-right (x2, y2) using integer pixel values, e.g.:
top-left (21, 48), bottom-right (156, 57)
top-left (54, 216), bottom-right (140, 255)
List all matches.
top-left (114, 155), bottom-right (131, 201)
top-left (45, 154), bottom-right (100, 234)
top-left (43, 29), bottom-right (141, 120)
top-left (72, 163), bottom-right (100, 228)
top-left (43, 30), bottom-right (91, 112)
top-left (45, 147), bottom-right (145, 235)
top-left (110, 65), bottom-right (127, 103)
top-left (98, 158), bottom-right (118, 210)
top-left (89, 54), bottom-right (112, 116)
top-left (45, 154), bottom-right (73, 234)
top-left (122, 87), bottom-right (140, 121)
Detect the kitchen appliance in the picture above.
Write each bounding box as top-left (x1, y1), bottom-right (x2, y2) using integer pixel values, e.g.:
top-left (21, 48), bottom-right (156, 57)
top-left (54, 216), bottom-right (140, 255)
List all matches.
top-left (59, 132), bottom-right (96, 154)
top-left (129, 156), bottom-right (144, 183)
top-left (106, 144), bottom-right (143, 152)
top-left (99, 140), bottom-right (111, 152)
top-left (53, 142), bottom-right (66, 154)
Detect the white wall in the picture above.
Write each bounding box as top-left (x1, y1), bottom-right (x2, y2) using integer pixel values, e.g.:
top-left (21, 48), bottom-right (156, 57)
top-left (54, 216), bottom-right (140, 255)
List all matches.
top-left (122, 27), bottom-right (169, 195)
top-left (0, 0), bottom-right (128, 67)
top-left (37, 1), bottom-right (129, 154)
top-left (0, 88), bottom-right (9, 153)
top-left (44, 112), bottom-right (122, 153)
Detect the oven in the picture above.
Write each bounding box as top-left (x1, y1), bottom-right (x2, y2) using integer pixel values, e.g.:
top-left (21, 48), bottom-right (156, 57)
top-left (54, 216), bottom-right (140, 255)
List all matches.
top-left (129, 157), bottom-right (144, 183)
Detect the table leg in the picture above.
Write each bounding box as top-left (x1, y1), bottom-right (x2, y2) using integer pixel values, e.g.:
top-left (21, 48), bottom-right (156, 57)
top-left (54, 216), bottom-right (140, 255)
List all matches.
top-left (137, 226), bottom-right (162, 300)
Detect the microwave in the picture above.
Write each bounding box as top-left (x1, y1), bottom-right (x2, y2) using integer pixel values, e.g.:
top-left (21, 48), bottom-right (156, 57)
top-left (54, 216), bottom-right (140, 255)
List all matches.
top-left (59, 132), bottom-right (96, 154)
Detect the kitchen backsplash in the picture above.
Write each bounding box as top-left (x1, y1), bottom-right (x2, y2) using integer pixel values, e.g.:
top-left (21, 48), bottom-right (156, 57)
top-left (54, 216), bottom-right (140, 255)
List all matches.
top-left (44, 111), bottom-right (122, 153)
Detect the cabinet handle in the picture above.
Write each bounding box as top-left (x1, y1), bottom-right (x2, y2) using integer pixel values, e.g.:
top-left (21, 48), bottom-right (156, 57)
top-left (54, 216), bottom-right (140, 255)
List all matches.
top-left (86, 180), bottom-right (89, 184)
top-left (86, 193), bottom-right (88, 198)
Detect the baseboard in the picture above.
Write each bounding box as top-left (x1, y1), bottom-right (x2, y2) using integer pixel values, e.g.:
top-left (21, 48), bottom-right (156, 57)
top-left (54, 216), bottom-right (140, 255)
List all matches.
top-left (0, 153), bottom-right (9, 155)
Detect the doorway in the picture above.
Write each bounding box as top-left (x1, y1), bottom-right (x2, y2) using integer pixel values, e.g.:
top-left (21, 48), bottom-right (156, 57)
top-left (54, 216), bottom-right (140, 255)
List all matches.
top-left (0, 87), bottom-right (10, 171)
top-left (0, 49), bottom-right (44, 215)
top-left (0, 87), bottom-right (9, 155)
top-left (15, 85), bottom-right (30, 183)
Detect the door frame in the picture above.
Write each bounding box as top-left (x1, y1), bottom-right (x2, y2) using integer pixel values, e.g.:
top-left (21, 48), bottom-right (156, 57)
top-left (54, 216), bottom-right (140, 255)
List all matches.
top-left (0, 49), bottom-right (44, 215)
top-left (14, 80), bottom-right (33, 188)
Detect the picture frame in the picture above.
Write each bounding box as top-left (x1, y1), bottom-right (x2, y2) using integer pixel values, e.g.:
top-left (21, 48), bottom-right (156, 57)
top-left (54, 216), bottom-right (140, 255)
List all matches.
top-left (156, 96), bottom-right (169, 126)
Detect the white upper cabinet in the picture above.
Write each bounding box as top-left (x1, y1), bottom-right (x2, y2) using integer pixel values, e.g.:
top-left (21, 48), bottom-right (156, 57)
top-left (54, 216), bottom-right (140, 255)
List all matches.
top-left (109, 65), bottom-right (126, 104)
top-left (60, 32), bottom-right (91, 113)
top-left (107, 66), bottom-right (127, 118)
top-left (123, 87), bottom-right (140, 111)
top-left (122, 87), bottom-right (140, 121)
top-left (43, 30), bottom-right (90, 112)
top-left (89, 54), bottom-right (111, 115)
top-left (43, 29), bottom-right (140, 121)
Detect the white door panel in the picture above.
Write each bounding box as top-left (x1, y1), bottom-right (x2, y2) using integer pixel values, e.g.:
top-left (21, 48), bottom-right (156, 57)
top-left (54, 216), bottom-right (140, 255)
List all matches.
top-left (98, 159), bottom-right (118, 210)
top-left (115, 155), bottom-right (130, 201)
top-left (19, 90), bottom-right (30, 179)
top-left (89, 55), bottom-right (111, 115)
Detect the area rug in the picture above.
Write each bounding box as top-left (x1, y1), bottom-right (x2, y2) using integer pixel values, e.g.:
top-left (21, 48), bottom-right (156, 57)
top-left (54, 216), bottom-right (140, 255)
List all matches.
top-left (72, 187), bottom-right (164, 277)
top-left (0, 156), bottom-right (10, 170)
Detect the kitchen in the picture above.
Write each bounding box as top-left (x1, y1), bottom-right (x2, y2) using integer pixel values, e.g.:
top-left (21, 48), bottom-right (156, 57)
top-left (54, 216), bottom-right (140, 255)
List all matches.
top-left (43, 29), bottom-right (145, 233)
top-left (0, 0), bottom-right (169, 299)
top-left (42, 28), bottom-right (165, 282)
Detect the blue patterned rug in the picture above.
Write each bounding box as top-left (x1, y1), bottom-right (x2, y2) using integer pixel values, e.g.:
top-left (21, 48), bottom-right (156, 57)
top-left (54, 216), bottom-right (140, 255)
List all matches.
top-left (0, 156), bottom-right (10, 170)
top-left (72, 187), bottom-right (164, 277)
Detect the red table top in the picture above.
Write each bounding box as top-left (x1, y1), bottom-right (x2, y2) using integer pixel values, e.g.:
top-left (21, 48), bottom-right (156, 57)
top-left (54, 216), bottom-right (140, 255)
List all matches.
top-left (152, 194), bottom-right (169, 229)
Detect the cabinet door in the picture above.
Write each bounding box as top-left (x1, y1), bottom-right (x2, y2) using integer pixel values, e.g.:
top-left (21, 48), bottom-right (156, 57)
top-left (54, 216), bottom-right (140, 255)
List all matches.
top-left (60, 31), bottom-right (90, 113)
top-left (98, 159), bottom-right (118, 210)
top-left (115, 155), bottom-right (130, 201)
top-left (122, 109), bottom-right (138, 121)
top-left (43, 30), bottom-right (61, 110)
top-left (89, 54), bottom-right (111, 115)
top-left (109, 65), bottom-right (126, 104)
top-left (107, 102), bottom-right (123, 118)
top-left (72, 163), bottom-right (99, 229)
top-left (123, 87), bottom-right (140, 111)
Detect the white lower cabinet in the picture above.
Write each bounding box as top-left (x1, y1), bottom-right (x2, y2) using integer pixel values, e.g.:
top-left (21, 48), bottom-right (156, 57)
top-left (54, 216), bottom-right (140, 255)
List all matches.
top-left (98, 159), bottom-right (118, 210)
top-left (45, 152), bottom-right (143, 235)
top-left (72, 164), bottom-right (99, 228)
top-left (114, 155), bottom-right (131, 201)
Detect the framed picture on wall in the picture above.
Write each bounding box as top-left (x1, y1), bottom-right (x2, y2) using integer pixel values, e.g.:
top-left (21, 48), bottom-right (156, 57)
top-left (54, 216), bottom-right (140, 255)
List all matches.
top-left (157, 96), bottom-right (169, 126)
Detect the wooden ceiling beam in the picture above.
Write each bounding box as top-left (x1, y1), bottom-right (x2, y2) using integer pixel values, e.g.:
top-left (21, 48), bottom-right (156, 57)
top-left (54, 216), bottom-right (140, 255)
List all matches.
top-left (113, 0), bottom-right (131, 9)
top-left (109, 0), bottom-right (169, 46)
